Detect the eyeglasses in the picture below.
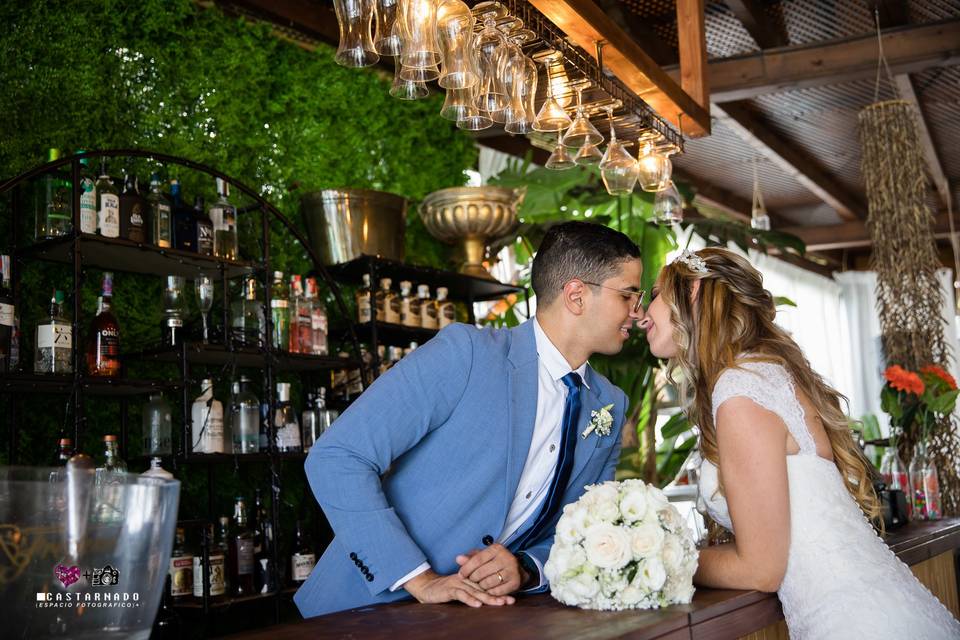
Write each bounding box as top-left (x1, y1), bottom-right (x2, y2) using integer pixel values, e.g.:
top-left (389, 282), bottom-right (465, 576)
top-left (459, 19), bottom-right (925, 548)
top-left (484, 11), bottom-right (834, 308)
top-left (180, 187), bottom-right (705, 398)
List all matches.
top-left (579, 280), bottom-right (646, 313)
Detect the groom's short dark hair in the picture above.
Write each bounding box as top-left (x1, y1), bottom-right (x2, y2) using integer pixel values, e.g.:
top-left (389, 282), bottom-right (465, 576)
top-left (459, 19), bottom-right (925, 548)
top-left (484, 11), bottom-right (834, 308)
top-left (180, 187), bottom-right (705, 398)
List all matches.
top-left (531, 221), bottom-right (641, 306)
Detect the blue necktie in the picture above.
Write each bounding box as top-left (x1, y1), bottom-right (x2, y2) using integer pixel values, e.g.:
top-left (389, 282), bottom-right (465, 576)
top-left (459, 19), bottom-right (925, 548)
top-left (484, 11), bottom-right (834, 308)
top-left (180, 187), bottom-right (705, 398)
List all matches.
top-left (512, 371), bottom-right (583, 551)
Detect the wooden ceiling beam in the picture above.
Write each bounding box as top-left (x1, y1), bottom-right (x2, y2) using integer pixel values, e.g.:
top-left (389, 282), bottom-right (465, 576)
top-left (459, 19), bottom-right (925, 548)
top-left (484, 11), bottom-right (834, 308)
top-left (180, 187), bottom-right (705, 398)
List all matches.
top-left (894, 74), bottom-right (953, 211)
top-left (527, 0), bottom-right (711, 137)
top-left (713, 101), bottom-right (867, 221)
top-left (674, 19), bottom-right (960, 103)
top-left (723, 0), bottom-right (789, 49)
top-left (784, 212), bottom-right (958, 251)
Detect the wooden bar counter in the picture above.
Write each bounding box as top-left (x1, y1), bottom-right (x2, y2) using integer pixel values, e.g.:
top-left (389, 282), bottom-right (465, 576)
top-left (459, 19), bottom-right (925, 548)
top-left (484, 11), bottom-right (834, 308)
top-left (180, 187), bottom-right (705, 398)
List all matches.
top-left (233, 519), bottom-right (960, 640)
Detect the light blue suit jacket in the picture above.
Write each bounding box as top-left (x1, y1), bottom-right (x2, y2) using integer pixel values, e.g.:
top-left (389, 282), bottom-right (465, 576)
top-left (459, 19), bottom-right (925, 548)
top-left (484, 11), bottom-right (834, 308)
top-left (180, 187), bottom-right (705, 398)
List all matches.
top-left (294, 319), bottom-right (628, 617)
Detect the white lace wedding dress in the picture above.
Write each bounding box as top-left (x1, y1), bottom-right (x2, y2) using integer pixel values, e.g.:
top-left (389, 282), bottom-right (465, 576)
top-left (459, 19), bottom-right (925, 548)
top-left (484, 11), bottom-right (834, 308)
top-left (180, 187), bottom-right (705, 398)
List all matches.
top-left (696, 361), bottom-right (960, 639)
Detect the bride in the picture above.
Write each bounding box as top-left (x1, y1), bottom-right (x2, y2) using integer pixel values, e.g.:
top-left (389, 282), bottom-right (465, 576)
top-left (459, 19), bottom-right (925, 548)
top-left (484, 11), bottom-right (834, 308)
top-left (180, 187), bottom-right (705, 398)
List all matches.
top-left (638, 247), bottom-right (960, 639)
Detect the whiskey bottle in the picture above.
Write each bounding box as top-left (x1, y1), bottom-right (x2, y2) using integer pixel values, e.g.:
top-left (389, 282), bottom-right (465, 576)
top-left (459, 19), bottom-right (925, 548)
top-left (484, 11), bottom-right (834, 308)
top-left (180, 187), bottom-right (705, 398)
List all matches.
top-left (191, 379), bottom-right (225, 454)
top-left (119, 172), bottom-right (148, 243)
top-left (376, 278), bottom-right (400, 323)
top-left (229, 497), bottom-right (256, 596)
top-left (210, 178), bottom-right (238, 260)
top-left (230, 275), bottom-right (265, 348)
top-left (169, 180), bottom-right (195, 252)
top-left (408, 284), bottom-right (423, 328)
top-left (34, 148), bottom-right (72, 240)
top-left (436, 287), bottom-right (455, 328)
top-left (34, 289), bottom-right (72, 374)
top-left (398, 280), bottom-right (417, 327)
top-left (274, 382), bottom-right (301, 452)
top-left (194, 196), bottom-right (214, 256)
top-left (87, 272), bottom-right (121, 377)
top-left (147, 173), bottom-right (173, 248)
top-left (356, 273), bottom-right (372, 323)
top-left (305, 277), bottom-right (328, 356)
top-left (77, 151), bottom-right (97, 235)
top-left (0, 256), bottom-right (14, 372)
top-left (418, 285), bottom-right (438, 329)
top-left (270, 272), bottom-right (289, 351)
top-left (95, 159), bottom-right (120, 238)
top-left (290, 520), bottom-right (316, 585)
top-left (193, 523), bottom-right (226, 601)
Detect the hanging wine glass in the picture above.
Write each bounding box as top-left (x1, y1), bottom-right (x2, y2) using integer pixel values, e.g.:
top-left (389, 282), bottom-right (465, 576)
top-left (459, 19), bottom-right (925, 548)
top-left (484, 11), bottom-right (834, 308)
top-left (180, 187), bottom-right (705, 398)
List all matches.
top-left (574, 141), bottom-right (603, 166)
top-left (473, 17), bottom-right (508, 114)
top-left (390, 58), bottom-right (429, 100)
top-left (654, 180), bottom-right (683, 225)
top-left (750, 157), bottom-right (771, 230)
top-left (437, 0), bottom-right (479, 90)
top-left (454, 84), bottom-right (493, 130)
top-left (532, 54), bottom-right (572, 133)
top-left (636, 136), bottom-right (672, 192)
top-left (599, 108), bottom-right (639, 195)
top-left (505, 54), bottom-right (537, 135)
top-left (441, 87), bottom-right (474, 121)
top-left (333, 0), bottom-right (379, 68)
top-left (545, 142), bottom-right (576, 170)
top-left (373, 0), bottom-right (402, 56)
top-left (561, 83), bottom-right (603, 149)
top-left (397, 0), bottom-right (440, 74)
top-left (534, 49), bottom-right (572, 108)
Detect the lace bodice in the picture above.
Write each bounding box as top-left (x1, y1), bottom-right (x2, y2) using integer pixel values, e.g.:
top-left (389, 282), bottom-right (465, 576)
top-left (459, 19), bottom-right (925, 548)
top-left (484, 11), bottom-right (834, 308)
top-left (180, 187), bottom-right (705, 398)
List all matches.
top-left (696, 360), bottom-right (960, 639)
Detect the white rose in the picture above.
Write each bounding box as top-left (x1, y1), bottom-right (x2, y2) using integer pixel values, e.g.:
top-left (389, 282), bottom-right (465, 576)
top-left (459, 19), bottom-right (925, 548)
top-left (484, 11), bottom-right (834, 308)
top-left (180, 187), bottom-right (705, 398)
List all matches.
top-left (555, 512), bottom-right (584, 546)
top-left (586, 483), bottom-right (621, 522)
top-left (647, 486), bottom-right (670, 511)
top-left (550, 582), bottom-right (577, 606)
top-left (630, 521), bottom-right (665, 560)
top-left (583, 522), bottom-right (632, 570)
top-left (619, 485), bottom-right (649, 523)
top-left (663, 577), bottom-right (696, 604)
top-left (619, 584), bottom-right (645, 606)
top-left (661, 534), bottom-right (683, 573)
top-left (635, 557), bottom-right (667, 593)
top-left (598, 568), bottom-right (629, 598)
top-left (545, 543), bottom-right (587, 582)
top-left (567, 571), bottom-right (601, 603)
top-left (660, 506), bottom-right (683, 532)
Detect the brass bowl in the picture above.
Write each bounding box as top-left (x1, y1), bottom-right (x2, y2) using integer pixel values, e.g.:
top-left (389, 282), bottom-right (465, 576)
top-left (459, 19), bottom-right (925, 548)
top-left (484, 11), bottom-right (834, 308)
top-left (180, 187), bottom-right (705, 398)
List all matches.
top-left (419, 186), bottom-right (525, 279)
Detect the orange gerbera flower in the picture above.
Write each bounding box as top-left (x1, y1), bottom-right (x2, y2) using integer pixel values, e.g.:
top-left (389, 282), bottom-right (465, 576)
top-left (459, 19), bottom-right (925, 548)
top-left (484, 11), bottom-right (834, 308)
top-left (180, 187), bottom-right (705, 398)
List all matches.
top-left (920, 364), bottom-right (957, 390)
top-left (884, 365), bottom-right (925, 395)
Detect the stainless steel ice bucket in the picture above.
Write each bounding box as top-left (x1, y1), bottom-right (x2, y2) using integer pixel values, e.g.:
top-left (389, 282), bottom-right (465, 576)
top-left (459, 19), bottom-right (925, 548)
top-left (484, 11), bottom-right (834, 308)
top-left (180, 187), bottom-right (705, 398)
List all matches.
top-left (300, 189), bottom-right (408, 264)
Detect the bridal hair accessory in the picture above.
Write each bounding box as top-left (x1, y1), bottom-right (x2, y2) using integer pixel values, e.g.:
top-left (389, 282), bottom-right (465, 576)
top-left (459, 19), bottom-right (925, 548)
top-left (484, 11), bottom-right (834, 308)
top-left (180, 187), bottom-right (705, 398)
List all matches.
top-left (673, 250), bottom-right (708, 274)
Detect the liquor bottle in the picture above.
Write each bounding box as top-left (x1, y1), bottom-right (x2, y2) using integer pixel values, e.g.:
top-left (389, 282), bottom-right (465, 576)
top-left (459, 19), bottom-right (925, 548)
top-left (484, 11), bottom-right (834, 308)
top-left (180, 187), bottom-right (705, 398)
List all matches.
top-left (290, 520), bottom-right (316, 585)
top-left (418, 285), bottom-right (438, 329)
top-left (34, 148), bottom-right (72, 240)
top-left (305, 278), bottom-right (328, 356)
top-left (193, 523), bottom-right (226, 601)
top-left (0, 256), bottom-right (13, 372)
top-left (253, 489), bottom-right (277, 593)
top-left (119, 171), bottom-right (148, 243)
top-left (170, 180), bottom-right (195, 252)
top-left (9, 313), bottom-right (20, 372)
top-left (95, 159), bottom-right (120, 238)
top-left (217, 517), bottom-right (232, 595)
top-left (398, 280), bottom-right (417, 327)
top-left (302, 388), bottom-right (334, 450)
top-left (408, 284), bottom-right (423, 328)
top-left (94, 434), bottom-right (127, 524)
top-left (289, 275), bottom-right (311, 354)
top-left (168, 526), bottom-right (194, 601)
top-left (77, 151), bottom-right (97, 235)
top-left (274, 382), bottom-right (301, 452)
top-left (229, 376), bottom-right (260, 454)
top-left (356, 273), bottom-right (372, 323)
top-left (403, 341), bottom-right (419, 357)
top-left (230, 275), bottom-right (264, 348)
top-left (87, 272), bottom-right (121, 377)
top-left (376, 278), bottom-right (400, 323)
top-left (161, 275), bottom-right (186, 347)
top-left (210, 178), bottom-right (238, 260)
top-left (147, 173), bottom-right (173, 248)
top-left (229, 497), bottom-right (256, 596)
top-left (143, 393), bottom-right (173, 456)
top-left (388, 346), bottom-right (403, 368)
top-left (436, 286), bottom-right (455, 328)
top-left (153, 575), bottom-right (181, 640)
top-left (191, 379), bottom-right (225, 454)
top-left (34, 289), bottom-right (72, 374)
top-left (377, 345), bottom-right (388, 376)
top-left (194, 196), bottom-right (214, 257)
top-left (270, 271), bottom-right (289, 351)
top-left (56, 437), bottom-right (74, 464)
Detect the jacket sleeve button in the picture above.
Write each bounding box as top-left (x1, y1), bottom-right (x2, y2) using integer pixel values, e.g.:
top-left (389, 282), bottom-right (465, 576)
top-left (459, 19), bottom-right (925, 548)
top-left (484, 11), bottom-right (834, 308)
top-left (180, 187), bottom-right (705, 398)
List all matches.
top-left (367, 574), bottom-right (374, 582)
top-left (482, 535), bottom-right (494, 546)
top-left (349, 552), bottom-right (357, 560)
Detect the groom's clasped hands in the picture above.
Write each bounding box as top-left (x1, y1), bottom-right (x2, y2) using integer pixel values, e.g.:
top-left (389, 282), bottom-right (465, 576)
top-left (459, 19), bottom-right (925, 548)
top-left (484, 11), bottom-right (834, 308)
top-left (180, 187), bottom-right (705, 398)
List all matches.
top-left (403, 543), bottom-right (527, 608)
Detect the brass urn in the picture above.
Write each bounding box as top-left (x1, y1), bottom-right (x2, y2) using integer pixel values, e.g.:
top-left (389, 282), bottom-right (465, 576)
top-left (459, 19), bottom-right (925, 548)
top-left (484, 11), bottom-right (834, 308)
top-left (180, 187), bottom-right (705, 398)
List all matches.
top-left (418, 186), bottom-right (525, 279)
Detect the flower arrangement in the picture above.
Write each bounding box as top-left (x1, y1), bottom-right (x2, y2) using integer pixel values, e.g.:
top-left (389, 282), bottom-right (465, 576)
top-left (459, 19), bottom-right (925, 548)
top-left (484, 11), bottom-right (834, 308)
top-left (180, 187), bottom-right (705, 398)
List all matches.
top-left (544, 479), bottom-right (699, 611)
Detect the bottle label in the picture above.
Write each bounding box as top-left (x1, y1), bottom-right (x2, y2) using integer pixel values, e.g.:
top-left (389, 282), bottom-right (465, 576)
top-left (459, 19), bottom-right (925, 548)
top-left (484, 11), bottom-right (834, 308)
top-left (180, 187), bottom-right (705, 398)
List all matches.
top-left (439, 303), bottom-right (455, 328)
top-left (237, 539), bottom-right (255, 575)
top-left (197, 221), bottom-right (214, 254)
top-left (170, 555), bottom-right (194, 597)
top-left (422, 304), bottom-right (438, 329)
top-left (156, 204), bottom-right (172, 247)
top-left (401, 299), bottom-right (414, 326)
top-left (99, 193), bottom-right (120, 237)
top-left (386, 297), bottom-right (401, 324)
top-left (192, 402), bottom-right (225, 453)
top-left (311, 310), bottom-right (327, 331)
top-left (0, 303), bottom-right (13, 327)
top-left (270, 299), bottom-right (288, 308)
top-left (193, 554), bottom-right (226, 597)
top-left (37, 322), bottom-right (72, 349)
top-left (291, 553), bottom-right (316, 581)
top-left (358, 293), bottom-right (371, 323)
top-left (80, 178), bottom-right (97, 234)
top-left (130, 205), bottom-right (144, 227)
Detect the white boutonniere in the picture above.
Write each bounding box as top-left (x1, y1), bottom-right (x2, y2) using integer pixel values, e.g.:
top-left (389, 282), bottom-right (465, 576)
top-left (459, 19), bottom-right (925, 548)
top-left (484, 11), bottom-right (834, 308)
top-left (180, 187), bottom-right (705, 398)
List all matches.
top-left (581, 403), bottom-right (615, 440)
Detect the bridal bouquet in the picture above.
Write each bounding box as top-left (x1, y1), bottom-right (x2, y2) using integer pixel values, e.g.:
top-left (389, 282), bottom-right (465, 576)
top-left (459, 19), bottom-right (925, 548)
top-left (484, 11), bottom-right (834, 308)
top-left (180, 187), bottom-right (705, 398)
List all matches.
top-left (544, 479), bottom-right (699, 611)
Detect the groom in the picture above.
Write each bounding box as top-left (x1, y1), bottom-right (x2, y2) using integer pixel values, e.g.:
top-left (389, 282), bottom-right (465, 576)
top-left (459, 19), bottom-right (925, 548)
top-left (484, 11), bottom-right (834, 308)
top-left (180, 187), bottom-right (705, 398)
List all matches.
top-left (295, 221), bottom-right (644, 617)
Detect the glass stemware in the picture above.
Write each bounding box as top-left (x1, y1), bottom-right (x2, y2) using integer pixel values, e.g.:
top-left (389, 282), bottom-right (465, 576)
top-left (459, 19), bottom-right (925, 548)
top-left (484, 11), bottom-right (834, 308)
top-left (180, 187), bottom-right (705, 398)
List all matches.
top-left (561, 85), bottom-right (604, 149)
top-left (437, 0), bottom-right (478, 90)
top-left (599, 108), bottom-right (639, 195)
top-left (374, 0), bottom-right (402, 56)
top-left (441, 87), bottom-right (475, 121)
top-left (532, 57), bottom-right (572, 133)
top-left (473, 17), bottom-right (508, 114)
top-left (545, 142), bottom-right (576, 170)
top-left (454, 84), bottom-right (493, 130)
top-left (654, 180), bottom-right (683, 225)
top-left (195, 275), bottom-right (214, 344)
top-left (574, 141), bottom-right (603, 166)
top-left (637, 139), bottom-right (673, 192)
top-left (332, 0), bottom-right (379, 68)
top-left (390, 59), bottom-right (429, 100)
top-left (398, 0), bottom-right (440, 73)
top-left (505, 54), bottom-right (537, 135)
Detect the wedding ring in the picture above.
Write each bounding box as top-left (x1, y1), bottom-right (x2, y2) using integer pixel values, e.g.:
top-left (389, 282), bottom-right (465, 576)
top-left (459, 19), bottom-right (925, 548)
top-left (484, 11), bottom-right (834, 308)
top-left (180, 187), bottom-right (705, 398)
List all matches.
top-left (497, 571), bottom-right (504, 584)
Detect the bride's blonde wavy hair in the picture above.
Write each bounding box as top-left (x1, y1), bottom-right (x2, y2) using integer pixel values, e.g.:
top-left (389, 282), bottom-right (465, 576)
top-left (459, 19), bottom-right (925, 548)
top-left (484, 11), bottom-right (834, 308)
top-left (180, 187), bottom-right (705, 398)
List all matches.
top-left (659, 247), bottom-right (880, 523)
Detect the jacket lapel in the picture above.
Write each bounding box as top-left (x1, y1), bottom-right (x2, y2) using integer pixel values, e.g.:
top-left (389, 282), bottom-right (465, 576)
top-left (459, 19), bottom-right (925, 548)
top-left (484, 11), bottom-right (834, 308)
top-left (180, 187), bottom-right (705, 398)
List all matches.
top-left (502, 321), bottom-right (539, 528)
top-left (569, 365), bottom-right (611, 484)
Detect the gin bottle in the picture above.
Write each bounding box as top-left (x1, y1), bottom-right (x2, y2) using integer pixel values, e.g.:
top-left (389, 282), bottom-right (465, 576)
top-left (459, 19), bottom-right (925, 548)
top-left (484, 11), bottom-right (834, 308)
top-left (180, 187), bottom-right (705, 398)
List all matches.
top-left (230, 376), bottom-right (260, 454)
top-left (230, 275), bottom-right (264, 348)
top-left (211, 178), bottom-right (238, 260)
top-left (77, 151), bottom-right (97, 234)
top-left (147, 173), bottom-right (173, 248)
top-left (35, 289), bottom-right (72, 374)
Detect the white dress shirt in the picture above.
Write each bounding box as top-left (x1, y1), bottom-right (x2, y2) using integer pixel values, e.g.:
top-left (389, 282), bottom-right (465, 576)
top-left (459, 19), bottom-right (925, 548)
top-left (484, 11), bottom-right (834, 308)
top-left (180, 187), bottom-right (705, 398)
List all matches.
top-left (391, 318), bottom-right (588, 591)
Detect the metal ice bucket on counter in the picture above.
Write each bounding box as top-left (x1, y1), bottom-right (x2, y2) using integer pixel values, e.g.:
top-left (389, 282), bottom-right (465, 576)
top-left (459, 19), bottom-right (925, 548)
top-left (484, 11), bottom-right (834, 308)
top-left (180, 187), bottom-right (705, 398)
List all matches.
top-left (300, 189), bottom-right (408, 265)
top-left (0, 465), bottom-right (180, 639)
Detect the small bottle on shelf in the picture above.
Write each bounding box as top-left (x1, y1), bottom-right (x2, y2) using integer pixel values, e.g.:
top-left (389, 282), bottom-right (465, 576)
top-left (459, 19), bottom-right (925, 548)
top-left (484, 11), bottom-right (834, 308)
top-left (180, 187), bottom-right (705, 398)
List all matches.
top-left (194, 196), bottom-right (214, 256)
top-left (217, 517), bottom-right (232, 595)
top-left (301, 387), bottom-right (334, 448)
top-left (398, 280), bottom-right (417, 327)
top-left (94, 434), bottom-right (127, 524)
top-left (147, 172), bottom-right (173, 248)
top-left (377, 345), bottom-right (388, 375)
top-left (229, 376), bottom-right (260, 454)
top-left (169, 527), bottom-right (194, 600)
top-left (289, 275), bottom-right (312, 354)
top-left (56, 437), bottom-right (74, 464)
top-left (253, 489), bottom-right (277, 594)
top-left (0, 255), bottom-right (14, 372)
top-left (403, 341), bottom-right (418, 357)
top-left (193, 523), bottom-right (227, 602)
top-left (356, 273), bottom-right (373, 323)
top-left (290, 520), bottom-right (317, 585)
top-left (376, 278), bottom-right (399, 323)
top-left (191, 379), bottom-right (225, 454)
top-left (230, 275), bottom-right (265, 348)
top-left (96, 159), bottom-right (120, 238)
top-left (143, 393), bottom-right (173, 457)
top-left (211, 178), bottom-right (238, 260)
top-left (388, 346), bottom-right (403, 368)
top-left (305, 277), bottom-right (328, 356)
top-left (170, 180), bottom-right (195, 251)
top-left (436, 287), bottom-right (455, 328)
top-left (35, 289), bottom-right (72, 374)
top-left (34, 148), bottom-right (72, 240)
top-left (270, 271), bottom-right (290, 351)
top-left (274, 382), bottom-right (301, 452)
top-left (418, 285), bottom-right (438, 329)
top-left (229, 497), bottom-right (256, 596)
top-left (119, 171), bottom-right (148, 243)
top-left (87, 272), bottom-right (121, 377)
top-left (77, 151), bottom-right (97, 235)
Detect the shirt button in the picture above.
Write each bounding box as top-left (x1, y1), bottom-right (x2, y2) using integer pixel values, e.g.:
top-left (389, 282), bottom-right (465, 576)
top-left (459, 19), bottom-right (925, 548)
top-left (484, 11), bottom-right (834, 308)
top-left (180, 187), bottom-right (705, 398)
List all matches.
top-left (549, 444), bottom-right (556, 453)
top-left (526, 491), bottom-right (532, 499)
